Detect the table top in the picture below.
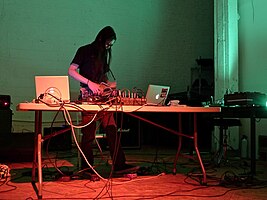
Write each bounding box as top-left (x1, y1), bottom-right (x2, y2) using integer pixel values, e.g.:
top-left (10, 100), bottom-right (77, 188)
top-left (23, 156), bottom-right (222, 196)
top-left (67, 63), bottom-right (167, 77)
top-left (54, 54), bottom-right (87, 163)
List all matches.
top-left (17, 102), bottom-right (221, 113)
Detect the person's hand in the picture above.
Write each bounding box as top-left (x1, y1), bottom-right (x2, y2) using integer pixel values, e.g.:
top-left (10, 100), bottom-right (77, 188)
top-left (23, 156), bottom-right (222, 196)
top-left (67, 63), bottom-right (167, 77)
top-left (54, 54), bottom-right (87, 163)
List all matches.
top-left (88, 81), bottom-right (101, 95)
top-left (108, 81), bottom-right (117, 89)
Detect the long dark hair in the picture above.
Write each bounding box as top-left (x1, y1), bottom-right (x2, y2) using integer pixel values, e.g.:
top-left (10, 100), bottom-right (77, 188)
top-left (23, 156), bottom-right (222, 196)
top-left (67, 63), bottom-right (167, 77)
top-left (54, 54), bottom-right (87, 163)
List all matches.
top-left (93, 26), bottom-right (116, 74)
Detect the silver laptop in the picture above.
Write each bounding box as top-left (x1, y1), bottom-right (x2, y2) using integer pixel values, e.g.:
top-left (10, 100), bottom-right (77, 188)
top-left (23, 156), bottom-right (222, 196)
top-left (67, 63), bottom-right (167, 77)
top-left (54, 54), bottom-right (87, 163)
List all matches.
top-left (145, 84), bottom-right (170, 106)
top-left (35, 76), bottom-right (70, 104)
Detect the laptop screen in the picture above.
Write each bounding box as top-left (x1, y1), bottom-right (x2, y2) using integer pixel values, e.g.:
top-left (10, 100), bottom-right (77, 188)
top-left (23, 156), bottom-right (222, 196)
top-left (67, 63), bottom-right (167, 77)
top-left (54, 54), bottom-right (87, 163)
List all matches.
top-left (35, 76), bottom-right (70, 104)
top-left (145, 84), bottom-right (170, 106)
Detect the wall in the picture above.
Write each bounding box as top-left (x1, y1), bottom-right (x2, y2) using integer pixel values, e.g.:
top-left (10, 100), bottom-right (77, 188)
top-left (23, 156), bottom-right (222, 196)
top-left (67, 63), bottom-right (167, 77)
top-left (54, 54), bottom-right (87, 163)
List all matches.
top-left (0, 0), bottom-right (214, 132)
top-left (238, 0), bottom-right (267, 157)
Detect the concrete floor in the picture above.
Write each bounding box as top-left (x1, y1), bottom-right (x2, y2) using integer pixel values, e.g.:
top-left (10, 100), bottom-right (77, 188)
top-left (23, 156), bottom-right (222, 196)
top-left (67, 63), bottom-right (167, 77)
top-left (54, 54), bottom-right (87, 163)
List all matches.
top-left (1, 146), bottom-right (267, 200)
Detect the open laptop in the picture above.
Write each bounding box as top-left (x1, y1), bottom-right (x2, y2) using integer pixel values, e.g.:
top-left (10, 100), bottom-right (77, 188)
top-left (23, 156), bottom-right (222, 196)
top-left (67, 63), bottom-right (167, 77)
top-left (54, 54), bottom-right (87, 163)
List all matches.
top-left (35, 76), bottom-right (70, 104)
top-left (145, 84), bottom-right (170, 106)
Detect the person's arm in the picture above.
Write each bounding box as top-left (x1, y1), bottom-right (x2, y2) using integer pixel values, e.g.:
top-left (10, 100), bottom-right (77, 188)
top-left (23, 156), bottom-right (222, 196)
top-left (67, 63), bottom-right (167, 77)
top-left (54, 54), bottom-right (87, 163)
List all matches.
top-left (68, 63), bottom-right (100, 94)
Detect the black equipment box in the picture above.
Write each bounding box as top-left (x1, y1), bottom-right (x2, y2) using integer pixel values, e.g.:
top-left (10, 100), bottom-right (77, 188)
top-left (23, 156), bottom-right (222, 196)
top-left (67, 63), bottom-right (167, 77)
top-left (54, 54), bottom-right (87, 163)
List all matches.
top-left (224, 92), bottom-right (266, 106)
top-left (0, 95), bottom-right (11, 109)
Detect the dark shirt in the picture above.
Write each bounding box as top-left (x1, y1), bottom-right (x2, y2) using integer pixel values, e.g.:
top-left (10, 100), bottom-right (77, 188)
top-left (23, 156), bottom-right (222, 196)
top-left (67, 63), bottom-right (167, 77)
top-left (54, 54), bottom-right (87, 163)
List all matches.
top-left (71, 43), bottom-right (108, 88)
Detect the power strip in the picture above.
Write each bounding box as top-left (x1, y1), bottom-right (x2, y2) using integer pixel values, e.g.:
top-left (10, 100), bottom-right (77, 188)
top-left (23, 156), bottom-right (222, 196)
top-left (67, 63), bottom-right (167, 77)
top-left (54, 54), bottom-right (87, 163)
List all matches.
top-left (0, 164), bottom-right (10, 180)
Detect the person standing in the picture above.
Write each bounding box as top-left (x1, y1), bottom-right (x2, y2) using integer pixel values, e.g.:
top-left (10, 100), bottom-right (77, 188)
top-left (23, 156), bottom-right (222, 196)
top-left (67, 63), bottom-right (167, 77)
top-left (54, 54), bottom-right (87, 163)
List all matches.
top-left (68, 26), bottom-right (138, 178)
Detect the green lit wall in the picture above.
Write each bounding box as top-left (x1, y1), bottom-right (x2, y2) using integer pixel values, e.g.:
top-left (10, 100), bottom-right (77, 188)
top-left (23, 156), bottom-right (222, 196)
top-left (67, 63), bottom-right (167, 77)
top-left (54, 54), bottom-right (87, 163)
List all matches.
top-left (0, 0), bottom-right (213, 131)
top-left (238, 0), bottom-right (267, 157)
top-left (239, 0), bottom-right (267, 92)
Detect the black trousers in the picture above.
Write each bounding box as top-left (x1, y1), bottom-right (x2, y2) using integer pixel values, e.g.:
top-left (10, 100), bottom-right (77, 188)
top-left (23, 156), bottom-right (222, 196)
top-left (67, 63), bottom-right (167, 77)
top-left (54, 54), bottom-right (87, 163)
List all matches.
top-left (80, 112), bottom-right (126, 170)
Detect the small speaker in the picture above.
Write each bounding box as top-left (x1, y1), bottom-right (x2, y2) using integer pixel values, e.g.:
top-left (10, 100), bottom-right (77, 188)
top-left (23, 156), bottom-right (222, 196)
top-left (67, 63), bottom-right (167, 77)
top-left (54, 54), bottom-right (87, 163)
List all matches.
top-left (43, 126), bottom-right (72, 151)
top-left (0, 109), bottom-right (12, 137)
top-left (0, 95), bottom-right (11, 110)
top-left (116, 114), bottom-right (141, 149)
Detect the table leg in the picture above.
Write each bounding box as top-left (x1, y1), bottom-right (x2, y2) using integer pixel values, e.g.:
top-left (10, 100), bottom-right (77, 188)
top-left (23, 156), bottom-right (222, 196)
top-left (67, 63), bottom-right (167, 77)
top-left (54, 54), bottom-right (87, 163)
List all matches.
top-left (193, 113), bottom-right (207, 184)
top-left (250, 116), bottom-right (256, 176)
top-left (125, 112), bottom-right (206, 183)
top-left (37, 133), bottom-right (43, 198)
top-left (173, 114), bottom-right (182, 174)
top-left (32, 111), bottom-right (43, 199)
